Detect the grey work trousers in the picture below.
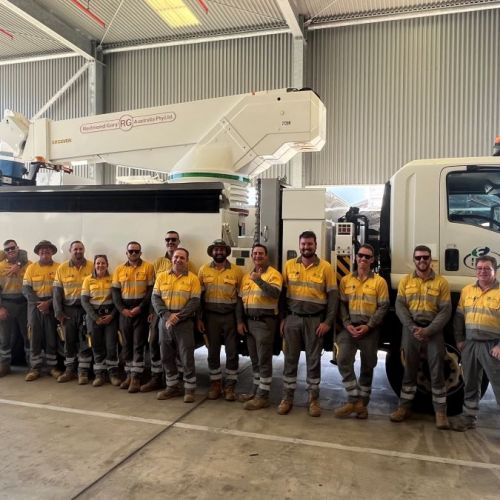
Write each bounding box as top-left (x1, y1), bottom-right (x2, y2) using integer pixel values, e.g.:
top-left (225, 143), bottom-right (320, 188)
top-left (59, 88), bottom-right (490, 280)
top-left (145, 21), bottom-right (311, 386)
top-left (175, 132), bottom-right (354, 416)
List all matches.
top-left (282, 313), bottom-right (323, 399)
top-left (205, 310), bottom-right (238, 385)
top-left (399, 326), bottom-right (447, 411)
top-left (461, 340), bottom-right (500, 419)
top-left (148, 314), bottom-right (163, 376)
top-left (62, 306), bottom-right (92, 374)
top-left (88, 316), bottom-right (118, 375)
top-left (336, 328), bottom-right (379, 404)
top-left (0, 300), bottom-right (28, 365)
top-left (119, 311), bottom-right (148, 375)
top-left (159, 317), bottom-right (196, 390)
top-left (28, 306), bottom-right (58, 370)
top-left (247, 317), bottom-right (276, 398)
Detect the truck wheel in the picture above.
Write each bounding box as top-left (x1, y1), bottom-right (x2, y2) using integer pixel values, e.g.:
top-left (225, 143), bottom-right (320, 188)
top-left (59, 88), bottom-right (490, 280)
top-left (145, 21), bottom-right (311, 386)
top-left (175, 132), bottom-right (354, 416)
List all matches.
top-left (384, 344), bottom-right (488, 416)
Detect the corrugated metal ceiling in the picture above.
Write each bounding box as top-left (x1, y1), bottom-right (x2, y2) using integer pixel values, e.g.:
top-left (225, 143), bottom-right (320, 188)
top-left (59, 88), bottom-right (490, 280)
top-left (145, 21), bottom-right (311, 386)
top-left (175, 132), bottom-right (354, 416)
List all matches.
top-left (0, 0), bottom-right (499, 61)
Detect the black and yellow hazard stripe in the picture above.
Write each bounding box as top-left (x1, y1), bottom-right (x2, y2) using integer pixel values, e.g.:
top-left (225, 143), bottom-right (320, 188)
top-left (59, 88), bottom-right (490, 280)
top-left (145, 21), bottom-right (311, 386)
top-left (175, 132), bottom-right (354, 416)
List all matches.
top-left (335, 255), bottom-right (351, 285)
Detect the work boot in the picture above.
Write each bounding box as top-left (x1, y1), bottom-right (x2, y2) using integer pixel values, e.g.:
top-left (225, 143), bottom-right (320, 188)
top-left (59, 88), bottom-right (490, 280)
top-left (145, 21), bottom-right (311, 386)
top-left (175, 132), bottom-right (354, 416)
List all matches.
top-left (435, 410), bottom-right (450, 430)
top-left (184, 389), bottom-right (196, 403)
top-left (390, 406), bottom-right (412, 423)
top-left (128, 375), bottom-right (141, 393)
top-left (224, 385), bottom-right (236, 402)
top-left (243, 397), bottom-right (270, 410)
top-left (450, 415), bottom-right (476, 432)
top-left (208, 380), bottom-right (222, 400)
top-left (110, 374), bottom-right (122, 387)
top-left (25, 369), bottom-right (40, 382)
top-left (277, 399), bottom-right (293, 415)
top-left (334, 402), bottom-right (355, 418)
top-left (0, 363), bottom-right (11, 377)
top-left (157, 385), bottom-right (182, 400)
top-left (57, 370), bottom-right (77, 383)
top-left (140, 374), bottom-right (162, 393)
top-left (120, 375), bottom-right (131, 390)
top-left (308, 395), bottom-right (321, 417)
top-left (93, 374), bottom-right (105, 387)
top-left (238, 386), bottom-right (257, 403)
top-left (78, 373), bottom-right (89, 385)
top-left (49, 368), bottom-right (63, 379)
top-left (354, 399), bottom-right (368, 419)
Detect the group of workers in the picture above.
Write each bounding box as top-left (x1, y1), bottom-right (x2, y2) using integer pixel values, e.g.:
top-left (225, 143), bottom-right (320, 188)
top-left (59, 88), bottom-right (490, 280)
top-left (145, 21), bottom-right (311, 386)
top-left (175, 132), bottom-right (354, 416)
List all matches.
top-left (0, 229), bottom-right (498, 433)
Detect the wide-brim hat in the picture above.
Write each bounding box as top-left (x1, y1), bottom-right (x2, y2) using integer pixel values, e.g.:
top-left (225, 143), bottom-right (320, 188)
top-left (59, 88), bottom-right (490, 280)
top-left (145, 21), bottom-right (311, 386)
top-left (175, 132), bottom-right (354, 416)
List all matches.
top-left (207, 239), bottom-right (231, 257)
top-left (33, 240), bottom-right (57, 255)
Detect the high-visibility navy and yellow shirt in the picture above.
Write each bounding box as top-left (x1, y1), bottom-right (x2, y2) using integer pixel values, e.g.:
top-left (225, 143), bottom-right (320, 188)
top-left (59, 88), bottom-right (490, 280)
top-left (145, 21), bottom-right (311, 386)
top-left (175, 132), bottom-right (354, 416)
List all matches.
top-left (81, 273), bottom-right (115, 321)
top-left (23, 261), bottom-right (60, 301)
top-left (112, 259), bottom-right (154, 311)
top-left (284, 256), bottom-right (337, 325)
top-left (82, 274), bottom-right (114, 308)
top-left (152, 269), bottom-right (201, 320)
top-left (396, 270), bottom-right (451, 334)
top-left (239, 266), bottom-right (282, 317)
top-left (198, 261), bottom-right (243, 314)
top-left (454, 280), bottom-right (500, 343)
top-left (53, 259), bottom-right (93, 315)
top-left (339, 271), bottom-right (389, 329)
top-left (0, 259), bottom-right (31, 304)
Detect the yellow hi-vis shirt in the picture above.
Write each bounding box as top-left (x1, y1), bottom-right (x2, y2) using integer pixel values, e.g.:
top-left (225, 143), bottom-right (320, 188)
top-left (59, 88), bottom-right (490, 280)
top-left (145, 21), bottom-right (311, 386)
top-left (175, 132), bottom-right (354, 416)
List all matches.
top-left (455, 280), bottom-right (500, 342)
top-left (239, 266), bottom-right (282, 315)
top-left (23, 261), bottom-right (60, 299)
top-left (284, 257), bottom-right (336, 304)
top-left (198, 261), bottom-right (243, 310)
top-left (0, 259), bottom-right (31, 300)
top-left (81, 274), bottom-right (114, 308)
top-left (53, 259), bottom-right (93, 304)
top-left (153, 270), bottom-right (201, 311)
top-left (112, 260), bottom-right (155, 300)
top-left (339, 271), bottom-right (389, 328)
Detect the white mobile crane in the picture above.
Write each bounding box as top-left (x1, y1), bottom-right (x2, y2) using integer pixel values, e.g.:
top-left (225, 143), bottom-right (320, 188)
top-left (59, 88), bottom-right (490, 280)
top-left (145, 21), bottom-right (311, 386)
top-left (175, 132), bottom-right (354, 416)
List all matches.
top-left (0, 87), bottom-right (325, 186)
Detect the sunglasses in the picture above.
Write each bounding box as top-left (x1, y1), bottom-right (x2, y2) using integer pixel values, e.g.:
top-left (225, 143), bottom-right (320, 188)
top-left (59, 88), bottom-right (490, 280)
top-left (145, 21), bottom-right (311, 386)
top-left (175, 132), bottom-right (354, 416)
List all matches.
top-left (414, 255), bottom-right (430, 261)
top-left (165, 238), bottom-right (179, 243)
top-left (127, 249), bottom-right (141, 254)
top-left (357, 253), bottom-right (373, 260)
top-left (4, 246), bottom-right (16, 252)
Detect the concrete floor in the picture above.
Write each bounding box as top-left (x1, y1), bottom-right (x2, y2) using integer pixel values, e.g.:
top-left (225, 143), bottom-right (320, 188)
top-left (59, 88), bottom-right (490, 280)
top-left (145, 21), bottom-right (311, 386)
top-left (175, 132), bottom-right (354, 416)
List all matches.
top-left (0, 349), bottom-right (499, 500)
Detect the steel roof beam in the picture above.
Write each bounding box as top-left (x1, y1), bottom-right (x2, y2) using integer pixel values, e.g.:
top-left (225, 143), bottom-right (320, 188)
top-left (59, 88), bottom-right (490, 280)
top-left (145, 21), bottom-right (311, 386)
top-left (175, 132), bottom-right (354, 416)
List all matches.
top-left (276, 0), bottom-right (304, 39)
top-left (0, 0), bottom-right (94, 60)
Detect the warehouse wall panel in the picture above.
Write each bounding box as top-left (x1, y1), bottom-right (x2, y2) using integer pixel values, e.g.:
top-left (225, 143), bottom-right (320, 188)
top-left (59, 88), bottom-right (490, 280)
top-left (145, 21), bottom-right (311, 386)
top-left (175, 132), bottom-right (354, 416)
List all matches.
top-left (0, 57), bottom-right (90, 121)
top-left (305, 10), bottom-right (500, 185)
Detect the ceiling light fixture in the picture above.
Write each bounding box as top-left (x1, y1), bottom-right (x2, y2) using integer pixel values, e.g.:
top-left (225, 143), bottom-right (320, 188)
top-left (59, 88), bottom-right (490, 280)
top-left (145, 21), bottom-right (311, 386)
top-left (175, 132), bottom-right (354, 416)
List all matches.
top-left (70, 0), bottom-right (106, 28)
top-left (0, 28), bottom-right (14, 39)
top-left (196, 0), bottom-right (208, 14)
top-left (145, 0), bottom-right (200, 28)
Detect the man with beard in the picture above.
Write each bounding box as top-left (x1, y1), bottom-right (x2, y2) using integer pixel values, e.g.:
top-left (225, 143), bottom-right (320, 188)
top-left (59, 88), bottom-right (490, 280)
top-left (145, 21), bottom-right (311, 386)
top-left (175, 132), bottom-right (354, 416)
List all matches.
top-left (197, 239), bottom-right (243, 401)
top-left (278, 231), bottom-right (337, 417)
top-left (335, 243), bottom-right (389, 419)
top-left (152, 248), bottom-right (201, 403)
top-left (53, 241), bottom-right (94, 384)
top-left (0, 240), bottom-right (31, 376)
top-left (23, 240), bottom-right (61, 381)
top-left (390, 245), bottom-right (451, 429)
top-left (451, 255), bottom-right (500, 431)
top-left (112, 241), bottom-right (154, 393)
top-left (141, 230), bottom-right (196, 393)
top-left (237, 244), bottom-right (282, 410)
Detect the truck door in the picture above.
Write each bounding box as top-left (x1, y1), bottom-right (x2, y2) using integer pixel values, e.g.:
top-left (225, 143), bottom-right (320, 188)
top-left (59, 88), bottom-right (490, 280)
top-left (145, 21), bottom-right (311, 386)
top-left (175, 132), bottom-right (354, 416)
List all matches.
top-left (439, 166), bottom-right (500, 291)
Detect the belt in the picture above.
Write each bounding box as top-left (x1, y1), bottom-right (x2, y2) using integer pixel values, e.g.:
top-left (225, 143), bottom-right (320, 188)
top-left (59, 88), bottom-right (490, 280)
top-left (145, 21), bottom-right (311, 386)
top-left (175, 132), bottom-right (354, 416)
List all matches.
top-left (414, 320), bottom-right (431, 327)
top-left (247, 315), bottom-right (275, 322)
top-left (290, 311), bottom-right (323, 318)
top-left (97, 306), bottom-right (114, 316)
top-left (351, 322), bottom-right (367, 327)
top-left (205, 309), bottom-right (235, 315)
